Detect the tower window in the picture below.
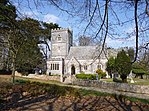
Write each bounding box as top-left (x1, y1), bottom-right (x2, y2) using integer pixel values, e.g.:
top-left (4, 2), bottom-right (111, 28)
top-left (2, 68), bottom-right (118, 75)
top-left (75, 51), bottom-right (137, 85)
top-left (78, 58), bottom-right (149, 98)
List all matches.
top-left (58, 37), bottom-right (61, 41)
top-left (57, 34), bottom-right (61, 41)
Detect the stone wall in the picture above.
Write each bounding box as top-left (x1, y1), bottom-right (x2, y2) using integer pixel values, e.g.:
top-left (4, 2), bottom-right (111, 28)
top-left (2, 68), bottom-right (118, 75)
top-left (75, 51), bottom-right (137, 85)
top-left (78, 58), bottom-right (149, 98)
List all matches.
top-left (23, 74), bottom-right (61, 82)
top-left (72, 79), bottom-right (149, 94)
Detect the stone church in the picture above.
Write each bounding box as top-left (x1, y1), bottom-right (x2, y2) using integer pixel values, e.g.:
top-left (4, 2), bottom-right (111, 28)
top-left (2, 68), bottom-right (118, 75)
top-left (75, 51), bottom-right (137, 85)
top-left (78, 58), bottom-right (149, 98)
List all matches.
top-left (47, 28), bottom-right (113, 76)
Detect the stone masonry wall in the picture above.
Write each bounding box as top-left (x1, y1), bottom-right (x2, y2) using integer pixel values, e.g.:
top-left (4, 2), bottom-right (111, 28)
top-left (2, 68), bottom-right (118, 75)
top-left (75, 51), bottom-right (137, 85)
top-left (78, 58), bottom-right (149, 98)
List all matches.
top-left (16, 73), bottom-right (61, 82)
top-left (26, 75), bottom-right (61, 81)
top-left (72, 79), bottom-right (149, 94)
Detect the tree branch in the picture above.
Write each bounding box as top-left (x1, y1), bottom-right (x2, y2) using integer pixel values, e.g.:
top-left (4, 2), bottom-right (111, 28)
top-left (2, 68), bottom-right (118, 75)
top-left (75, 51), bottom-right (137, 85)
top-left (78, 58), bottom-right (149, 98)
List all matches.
top-left (145, 0), bottom-right (149, 16)
top-left (132, 0), bottom-right (139, 63)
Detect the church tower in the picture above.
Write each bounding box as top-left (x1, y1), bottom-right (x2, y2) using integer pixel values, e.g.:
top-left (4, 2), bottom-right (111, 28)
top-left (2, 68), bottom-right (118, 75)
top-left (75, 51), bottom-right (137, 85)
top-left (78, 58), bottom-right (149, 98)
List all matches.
top-left (51, 28), bottom-right (73, 59)
top-left (47, 28), bottom-right (73, 76)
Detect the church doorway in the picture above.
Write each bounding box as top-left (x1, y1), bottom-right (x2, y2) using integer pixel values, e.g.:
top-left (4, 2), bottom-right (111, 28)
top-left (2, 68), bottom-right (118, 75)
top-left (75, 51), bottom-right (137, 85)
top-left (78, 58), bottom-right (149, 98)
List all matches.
top-left (71, 65), bottom-right (75, 75)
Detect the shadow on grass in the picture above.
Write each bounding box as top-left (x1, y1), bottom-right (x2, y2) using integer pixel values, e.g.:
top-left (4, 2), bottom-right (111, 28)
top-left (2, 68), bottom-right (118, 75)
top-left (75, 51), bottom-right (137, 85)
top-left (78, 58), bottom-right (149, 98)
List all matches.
top-left (1, 93), bottom-right (149, 111)
top-left (0, 78), bottom-right (149, 111)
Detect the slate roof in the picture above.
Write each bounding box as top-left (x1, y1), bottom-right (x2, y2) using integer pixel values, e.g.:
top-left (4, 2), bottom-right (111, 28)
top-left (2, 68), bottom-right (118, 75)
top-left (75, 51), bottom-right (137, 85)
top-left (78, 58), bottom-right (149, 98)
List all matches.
top-left (66, 46), bottom-right (100, 60)
top-left (48, 58), bottom-right (62, 61)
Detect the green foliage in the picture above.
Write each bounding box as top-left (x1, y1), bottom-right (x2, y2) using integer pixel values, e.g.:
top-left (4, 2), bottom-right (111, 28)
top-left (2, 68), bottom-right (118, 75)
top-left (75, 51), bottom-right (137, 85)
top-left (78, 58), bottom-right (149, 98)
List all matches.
top-left (132, 68), bottom-right (147, 74)
top-left (127, 47), bottom-right (134, 62)
top-left (106, 57), bottom-right (116, 73)
top-left (15, 79), bottom-right (30, 84)
top-left (115, 50), bottom-right (132, 82)
top-left (15, 19), bottom-right (59, 72)
top-left (15, 33), bottom-right (43, 74)
top-left (132, 62), bottom-right (149, 79)
top-left (96, 69), bottom-right (106, 78)
top-left (76, 74), bottom-right (96, 80)
top-left (0, 0), bottom-right (17, 27)
top-left (132, 62), bottom-right (148, 75)
top-left (0, 0), bottom-right (60, 78)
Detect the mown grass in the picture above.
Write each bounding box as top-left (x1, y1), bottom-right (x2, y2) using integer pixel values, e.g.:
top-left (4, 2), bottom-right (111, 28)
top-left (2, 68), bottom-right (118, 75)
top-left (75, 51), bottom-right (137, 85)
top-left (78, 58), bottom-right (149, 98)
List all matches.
top-left (132, 78), bottom-right (149, 85)
top-left (102, 78), bottom-right (149, 85)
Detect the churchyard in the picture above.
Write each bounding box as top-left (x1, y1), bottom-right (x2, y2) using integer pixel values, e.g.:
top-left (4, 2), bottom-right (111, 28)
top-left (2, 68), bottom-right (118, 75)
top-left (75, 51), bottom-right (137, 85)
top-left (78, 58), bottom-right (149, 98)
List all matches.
top-left (0, 74), bottom-right (149, 111)
top-left (102, 78), bottom-right (149, 85)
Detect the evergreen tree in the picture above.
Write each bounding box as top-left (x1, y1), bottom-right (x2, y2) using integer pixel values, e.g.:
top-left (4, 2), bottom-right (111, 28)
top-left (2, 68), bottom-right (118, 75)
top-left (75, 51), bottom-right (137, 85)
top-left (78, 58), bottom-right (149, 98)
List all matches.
top-left (106, 57), bottom-right (116, 78)
top-left (0, 1), bottom-right (59, 82)
top-left (15, 18), bottom-right (59, 75)
top-left (132, 62), bottom-right (148, 79)
top-left (128, 47), bottom-right (134, 62)
top-left (115, 50), bottom-right (132, 82)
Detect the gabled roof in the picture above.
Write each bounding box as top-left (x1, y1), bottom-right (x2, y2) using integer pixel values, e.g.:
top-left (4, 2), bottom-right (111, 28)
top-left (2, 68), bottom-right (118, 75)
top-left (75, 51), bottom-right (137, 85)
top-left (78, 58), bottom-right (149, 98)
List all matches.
top-left (66, 46), bottom-right (101, 60)
top-left (67, 56), bottom-right (80, 66)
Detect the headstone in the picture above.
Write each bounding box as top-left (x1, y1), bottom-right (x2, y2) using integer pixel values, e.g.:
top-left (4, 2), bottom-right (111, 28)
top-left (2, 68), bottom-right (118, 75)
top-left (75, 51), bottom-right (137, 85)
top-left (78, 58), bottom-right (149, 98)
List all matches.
top-left (130, 78), bottom-right (135, 83)
top-left (128, 70), bottom-right (133, 78)
top-left (15, 71), bottom-right (22, 77)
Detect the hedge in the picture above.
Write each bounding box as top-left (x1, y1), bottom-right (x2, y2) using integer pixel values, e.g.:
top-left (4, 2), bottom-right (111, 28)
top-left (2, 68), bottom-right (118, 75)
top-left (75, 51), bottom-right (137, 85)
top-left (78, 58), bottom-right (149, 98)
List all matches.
top-left (75, 74), bottom-right (96, 80)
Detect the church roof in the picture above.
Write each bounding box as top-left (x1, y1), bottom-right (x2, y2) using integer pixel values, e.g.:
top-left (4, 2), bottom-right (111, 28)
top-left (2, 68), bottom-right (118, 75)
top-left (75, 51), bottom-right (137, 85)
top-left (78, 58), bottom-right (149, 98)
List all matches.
top-left (66, 46), bottom-right (100, 60)
top-left (48, 58), bottom-right (62, 61)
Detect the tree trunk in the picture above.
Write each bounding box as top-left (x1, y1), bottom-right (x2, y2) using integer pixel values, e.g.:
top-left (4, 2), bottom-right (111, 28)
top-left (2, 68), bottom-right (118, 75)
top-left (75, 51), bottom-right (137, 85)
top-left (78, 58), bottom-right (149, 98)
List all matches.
top-left (12, 64), bottom-right (15, 83)
top-left (120, 74), bottom-right (127, 83)
top-left (12, 55), bottom-right (16, 84)
top-left (140, 74), bottom-right (143, 79)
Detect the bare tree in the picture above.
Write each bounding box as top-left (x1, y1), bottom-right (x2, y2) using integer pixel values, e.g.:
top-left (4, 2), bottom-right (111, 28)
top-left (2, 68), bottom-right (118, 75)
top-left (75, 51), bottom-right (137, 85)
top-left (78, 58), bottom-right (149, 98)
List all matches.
top-left (79, 35), bottom-right (95, 46)
top-left (9, 0), bottom-right (149, 63)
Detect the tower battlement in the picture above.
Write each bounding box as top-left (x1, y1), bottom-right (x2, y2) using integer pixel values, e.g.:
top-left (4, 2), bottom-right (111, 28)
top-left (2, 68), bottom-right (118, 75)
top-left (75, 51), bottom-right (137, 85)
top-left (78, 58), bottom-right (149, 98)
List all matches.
top-left (51, 28), bottom-right (72, 33)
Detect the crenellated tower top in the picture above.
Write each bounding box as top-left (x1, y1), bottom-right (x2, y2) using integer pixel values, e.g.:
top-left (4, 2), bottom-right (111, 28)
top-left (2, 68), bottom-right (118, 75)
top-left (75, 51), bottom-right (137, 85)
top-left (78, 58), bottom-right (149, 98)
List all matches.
top-left (51, 28), bottom-right (72, 34)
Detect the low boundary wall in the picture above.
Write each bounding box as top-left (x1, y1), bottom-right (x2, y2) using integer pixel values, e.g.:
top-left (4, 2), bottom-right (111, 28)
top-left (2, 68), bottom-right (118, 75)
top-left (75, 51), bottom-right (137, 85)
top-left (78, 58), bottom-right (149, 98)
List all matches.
top-left (15, 71), bottom-right (61, 81)
top-left (72, 79), bottom-right (149, 95)
top-left (25, 74), bottom-right (61, 81)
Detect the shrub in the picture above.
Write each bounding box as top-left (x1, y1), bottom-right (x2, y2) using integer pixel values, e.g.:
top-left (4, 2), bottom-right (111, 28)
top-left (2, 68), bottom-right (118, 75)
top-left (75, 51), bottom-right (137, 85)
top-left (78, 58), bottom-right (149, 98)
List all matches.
top-left (0, 70), bottom-right (12, 75)
top-left (76, 74), bottom-right (96, 80)
top-left (96, 69), bottom-right (107, 78)
top-left (15, 79), bottom-right (30, 84)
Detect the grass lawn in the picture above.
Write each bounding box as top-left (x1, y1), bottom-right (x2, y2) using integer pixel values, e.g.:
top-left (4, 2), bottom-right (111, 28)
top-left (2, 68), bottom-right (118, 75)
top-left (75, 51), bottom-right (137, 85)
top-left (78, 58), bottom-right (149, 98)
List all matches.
top-left (132, 78), bottom-right (149, 85)
top-left (101, 78), bottom-right (149, 85)
top-left (0, 75), bottom-right (149, 102)
top-left (101, 78), bottom-right (113, 82)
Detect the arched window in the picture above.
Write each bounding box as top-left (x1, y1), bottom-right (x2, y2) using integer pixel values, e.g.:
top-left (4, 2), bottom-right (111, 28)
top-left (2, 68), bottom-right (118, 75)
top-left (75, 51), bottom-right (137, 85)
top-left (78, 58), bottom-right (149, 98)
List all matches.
top-left (71, 65), bottom-right (75, 75)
